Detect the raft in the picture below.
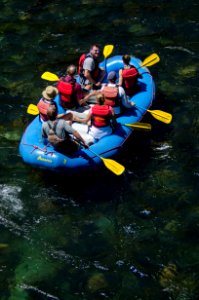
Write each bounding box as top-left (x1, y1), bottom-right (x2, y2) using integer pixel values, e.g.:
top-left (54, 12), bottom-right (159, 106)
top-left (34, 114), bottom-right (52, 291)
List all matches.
top-left (19, 55), bottom-right (155, 173)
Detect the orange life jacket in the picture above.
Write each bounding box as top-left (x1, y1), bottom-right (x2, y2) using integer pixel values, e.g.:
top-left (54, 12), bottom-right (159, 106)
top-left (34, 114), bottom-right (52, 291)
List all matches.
top-left (78, 53), bottom-right (99, 80)
top-left (57, 81), bottom-right (76, 109)
top-left (91, 104), bottom-right (111, 127)
top-left (102, 86), bottom-right (119, 107)
top-left (37, 99), bottom-right (50, 121)
top-left (122, 67), bottom-right (139, 95)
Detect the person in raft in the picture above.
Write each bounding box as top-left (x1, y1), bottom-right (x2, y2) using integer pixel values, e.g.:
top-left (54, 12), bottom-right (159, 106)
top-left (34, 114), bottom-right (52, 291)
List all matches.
top-left (118, 54), bottom-right (142, 96)
top-left (42, 102), bottom-right (88, 154)
top-left (57, 64), bottom-right (91, 110)
top-left (37, 85), bottom-right (88, 124)
top-left (37, 86), bottom-right (60, 122)
top-left (80, 93), bottom-right (115, 143)
top-left (78, 44), bottom-right (105, 90)
top-left (100, 71), bottom-right (135, 116)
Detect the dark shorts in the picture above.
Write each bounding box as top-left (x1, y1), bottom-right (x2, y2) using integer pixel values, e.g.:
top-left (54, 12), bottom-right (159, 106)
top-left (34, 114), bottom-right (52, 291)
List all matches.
top-left (55, 139), bottom-right (79, 155)
top-left (80, 69), bottom-right (105, 88)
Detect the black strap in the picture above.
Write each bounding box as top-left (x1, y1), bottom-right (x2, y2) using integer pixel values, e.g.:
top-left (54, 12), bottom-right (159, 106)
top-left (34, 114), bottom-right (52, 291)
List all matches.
top-left (47, 121), bottom-right (57, 132)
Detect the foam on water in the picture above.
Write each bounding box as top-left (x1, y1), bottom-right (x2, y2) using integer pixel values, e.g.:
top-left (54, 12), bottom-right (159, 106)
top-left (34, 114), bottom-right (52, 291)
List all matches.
top-left (0, 184), bottom-right (23, 214)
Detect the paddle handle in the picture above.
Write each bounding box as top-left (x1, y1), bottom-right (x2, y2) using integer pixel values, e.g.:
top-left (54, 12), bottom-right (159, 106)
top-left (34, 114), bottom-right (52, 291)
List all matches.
top-left (135, 104), bottom-right (147, 112)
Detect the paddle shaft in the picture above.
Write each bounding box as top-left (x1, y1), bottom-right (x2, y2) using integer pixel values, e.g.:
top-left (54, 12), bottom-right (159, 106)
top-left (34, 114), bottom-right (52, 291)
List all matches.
top-left (87, 147), bottom-right (103, 160)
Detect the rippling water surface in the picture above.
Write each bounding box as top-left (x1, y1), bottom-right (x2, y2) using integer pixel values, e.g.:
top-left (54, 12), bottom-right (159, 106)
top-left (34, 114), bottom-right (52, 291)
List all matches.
top-left (1, 1), bottom-right (199, 299)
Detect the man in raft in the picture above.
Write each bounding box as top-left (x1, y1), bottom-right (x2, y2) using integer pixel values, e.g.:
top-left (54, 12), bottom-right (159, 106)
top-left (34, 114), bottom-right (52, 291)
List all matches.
top-left (42, 103), bottom-right (88, 154)
top-left (78, 44), bottom-right (105, 91)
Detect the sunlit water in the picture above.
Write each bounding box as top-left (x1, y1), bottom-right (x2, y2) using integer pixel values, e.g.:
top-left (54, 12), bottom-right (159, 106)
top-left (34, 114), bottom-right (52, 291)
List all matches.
top-left (0, 1), bottom-right (199, 299)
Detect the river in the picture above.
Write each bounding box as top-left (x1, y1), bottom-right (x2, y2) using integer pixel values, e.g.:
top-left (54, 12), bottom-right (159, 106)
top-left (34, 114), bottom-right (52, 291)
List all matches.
top-left (0, 1), bottom-right (199, 299)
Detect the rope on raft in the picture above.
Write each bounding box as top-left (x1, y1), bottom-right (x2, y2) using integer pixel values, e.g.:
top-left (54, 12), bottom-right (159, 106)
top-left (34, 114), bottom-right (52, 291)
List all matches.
top-left (22, 142), bottom-right (123, 158)
top-left (22, 143), bottom-right (54, 156)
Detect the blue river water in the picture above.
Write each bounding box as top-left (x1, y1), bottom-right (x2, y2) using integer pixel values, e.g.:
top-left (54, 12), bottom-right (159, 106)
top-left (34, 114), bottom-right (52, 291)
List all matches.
top-left (0, 1), bottom-right (199, 299)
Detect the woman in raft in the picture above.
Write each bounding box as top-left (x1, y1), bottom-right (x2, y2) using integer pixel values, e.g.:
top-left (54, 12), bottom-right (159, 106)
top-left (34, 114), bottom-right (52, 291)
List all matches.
top-left (72, 93), bottom-right (115, 144)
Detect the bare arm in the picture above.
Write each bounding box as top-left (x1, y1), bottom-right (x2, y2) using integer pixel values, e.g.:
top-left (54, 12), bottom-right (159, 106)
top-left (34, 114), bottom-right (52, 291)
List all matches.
top-left (84, 69), bottom-right (97, 84)
top-left (79, 111), bottom-right (92, 125)
top-left (119, 87), bottom-right (135, 108)
top-left (78, 90), bottom-right (98, 106)
top-left (57, 112), bottom-right (73, 121)
top-left (118, 69), bottom-right (123, 86)
top-left (72, 130), bottom-right (88, 148)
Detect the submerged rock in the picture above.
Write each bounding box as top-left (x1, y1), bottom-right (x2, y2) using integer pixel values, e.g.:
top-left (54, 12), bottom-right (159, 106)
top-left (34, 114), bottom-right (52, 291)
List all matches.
top-left (0, 243), bottom-right (8, 249)
top-left (0, 131), bottom-right (21, 142)
top-left (159, 264), bottom-right (177, 288)
top-left (177, 65), bottom-right (197, 78)
top-left (87, 273), bottom-right (108, 292)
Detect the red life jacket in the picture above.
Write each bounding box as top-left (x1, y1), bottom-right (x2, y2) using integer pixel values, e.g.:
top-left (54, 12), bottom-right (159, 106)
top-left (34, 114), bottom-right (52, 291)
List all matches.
top-left (92, 104), bottom-right (111, 127)
top-left (78, 53), bottom-right (86, 74)
top-left (78, 53), bottom-right (99, 80)
top-left (102, 86), bottom-right (119, 107)
top-left (122, 67), bottom-right (139, 95)
top-left (37, 99), bottom-right (50, 121)
top-left (57, 81), bottom-right (76, 109)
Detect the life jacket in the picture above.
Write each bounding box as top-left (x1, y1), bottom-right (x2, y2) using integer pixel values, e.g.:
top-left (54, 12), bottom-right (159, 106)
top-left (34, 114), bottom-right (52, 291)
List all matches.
top-left (78, 53), bottom-right (99, 80)
top-left (47, 120), bottom-right (64, 147)
top-left (91, 104), bottom-right (111, 127)
top-left (57, 79), bottom-right (76, 109)
top-left (122, 66), bottom-right (139, 95)
top-left (78, 53), bottom-right (86, 74)
top-left (102, 86), bottom-right (119, 107)
top-left (37, 99), bottom-right (50, 121)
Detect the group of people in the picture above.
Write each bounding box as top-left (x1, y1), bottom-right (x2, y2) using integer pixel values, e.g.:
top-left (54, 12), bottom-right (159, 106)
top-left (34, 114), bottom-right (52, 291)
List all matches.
top-left (37, 44), bottom-right (141, 154)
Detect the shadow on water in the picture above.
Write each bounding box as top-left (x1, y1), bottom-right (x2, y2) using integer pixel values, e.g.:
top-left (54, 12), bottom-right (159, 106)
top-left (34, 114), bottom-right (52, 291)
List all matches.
top-left (36, 166), bottom-right (127, 203)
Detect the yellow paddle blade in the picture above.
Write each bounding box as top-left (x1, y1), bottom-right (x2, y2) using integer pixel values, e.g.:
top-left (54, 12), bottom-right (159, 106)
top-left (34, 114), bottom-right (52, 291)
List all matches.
top-left (103, 45), bottom-right (114, 59)
top-left (141, 53), bottom-right (160, 67)
top-left (41, 71), bottom-right (60, 81)
top-left (101, 157), bottom-right (125, 175)
top-left (27, 104), bottom-right (39, 115)
top-left (124, 122), bottom-right (152, 131)
top-left (148, 109), bottom-right (172, 124)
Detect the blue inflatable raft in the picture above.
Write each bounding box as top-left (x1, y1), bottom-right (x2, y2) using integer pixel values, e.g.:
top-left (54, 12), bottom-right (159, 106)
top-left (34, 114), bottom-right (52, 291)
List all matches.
top-left (19, 55), bottom-right (155, 173)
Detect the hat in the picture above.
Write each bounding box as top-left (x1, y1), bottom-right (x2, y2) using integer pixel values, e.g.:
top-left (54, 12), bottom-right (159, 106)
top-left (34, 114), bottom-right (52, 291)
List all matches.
top-left (42, 86), bottom-right (58, 101)
top-left (107, 71), bottom-right (117, 81)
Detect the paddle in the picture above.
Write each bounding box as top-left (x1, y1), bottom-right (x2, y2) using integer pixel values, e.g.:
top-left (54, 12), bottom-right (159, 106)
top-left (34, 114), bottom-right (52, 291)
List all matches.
top-left (103, 44), bottom-right (114, 59)
top-left (27, 104), bottom-right (39, 115)
top-left (41, 71), bottom-right (60, 82)
top-left (103, 44), bottom-right (114, 75)
top-left (140, 53), bottom-right (160, 68)
top-left (87, 147), bottom-right (125, 176)
top-left (124, 122), bottom-right (152, 131)
top-left (136, 105), bottom-right (172, 124)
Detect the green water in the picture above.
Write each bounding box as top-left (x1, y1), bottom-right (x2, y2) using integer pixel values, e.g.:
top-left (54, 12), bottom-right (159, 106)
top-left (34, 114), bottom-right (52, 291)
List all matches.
top-left (1, 1), bottom-right (199, 299)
